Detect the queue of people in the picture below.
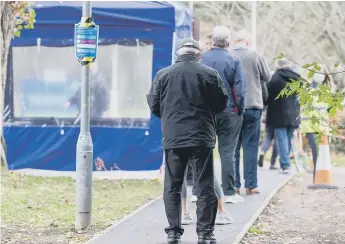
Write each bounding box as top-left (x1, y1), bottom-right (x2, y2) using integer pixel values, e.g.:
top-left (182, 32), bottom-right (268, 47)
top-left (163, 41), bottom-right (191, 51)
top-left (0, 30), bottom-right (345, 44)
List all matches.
top-left (147, 25), bottom-right (302, 244)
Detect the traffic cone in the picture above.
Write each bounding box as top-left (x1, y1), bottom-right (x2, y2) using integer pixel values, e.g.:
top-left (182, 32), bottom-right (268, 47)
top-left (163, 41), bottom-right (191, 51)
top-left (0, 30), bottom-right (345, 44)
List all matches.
top-left (307, 132), bottom-right (339, 189)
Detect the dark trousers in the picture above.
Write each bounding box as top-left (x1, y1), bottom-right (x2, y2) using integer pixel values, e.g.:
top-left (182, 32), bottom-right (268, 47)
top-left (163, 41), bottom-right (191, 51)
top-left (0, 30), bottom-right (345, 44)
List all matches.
top-left (261, 126), bottom-right (278, 166)
top-left (216, 111), bottom-right (243, 196)
top-left (164, 147), bottom-right (218, 235)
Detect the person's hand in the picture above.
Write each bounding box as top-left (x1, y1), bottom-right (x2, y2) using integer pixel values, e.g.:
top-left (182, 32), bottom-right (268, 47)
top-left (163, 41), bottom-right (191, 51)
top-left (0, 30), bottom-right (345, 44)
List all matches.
top-left (64, 101), bottom-right (71, 111)
top-left (237, 106), bottom-right (244, 116)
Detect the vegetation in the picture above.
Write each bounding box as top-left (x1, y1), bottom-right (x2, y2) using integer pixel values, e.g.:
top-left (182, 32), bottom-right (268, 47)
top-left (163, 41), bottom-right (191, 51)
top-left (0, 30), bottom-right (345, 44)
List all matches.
top-left (1, 168), bottom-right (162, 243)
top-left (275, 53), bottom-right (345, 142)
top-left (1, 1), bottom-right (36, 169)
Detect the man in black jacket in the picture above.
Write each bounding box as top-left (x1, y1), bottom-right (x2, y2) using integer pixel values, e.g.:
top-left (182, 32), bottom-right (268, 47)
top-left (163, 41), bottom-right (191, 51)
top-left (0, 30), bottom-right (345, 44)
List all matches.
top-left (266, 58), bottom-right (301, 174)
top-left (147, 38), bottom-right (229, 244)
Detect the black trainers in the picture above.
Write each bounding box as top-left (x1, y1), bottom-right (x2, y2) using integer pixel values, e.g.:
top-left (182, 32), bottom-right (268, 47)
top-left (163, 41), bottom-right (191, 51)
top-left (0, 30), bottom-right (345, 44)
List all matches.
top-left (258, 154), bottom-right (264, 167)
top-left (270, 165), bottom-right (278, 170)
top-left (167, 231), bottom-right (181, 244)
top-left (197, 232), bottom-right (217, 244)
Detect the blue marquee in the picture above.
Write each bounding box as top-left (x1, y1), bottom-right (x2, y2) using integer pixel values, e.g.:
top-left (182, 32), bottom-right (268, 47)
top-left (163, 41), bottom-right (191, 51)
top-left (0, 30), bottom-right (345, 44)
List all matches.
top-left (4, 1), bottom-right (181, 171)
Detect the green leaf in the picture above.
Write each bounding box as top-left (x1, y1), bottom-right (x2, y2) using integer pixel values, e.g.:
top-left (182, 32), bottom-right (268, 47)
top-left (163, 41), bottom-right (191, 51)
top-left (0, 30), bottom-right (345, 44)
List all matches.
top-left (277, 90), bottom-right (285, 99)
top-left (308, 70), bottom-right (315, 79)
top-left (310, 115), bottom-right (317, 125)
top-left (274, 52), bottom-right (285, 60)
top-left (318, 94), bottom-right (327, 102)
top-left (314, 64), bottom-right (321, 71)
top-left (324, 97), bottom-right (334, 104)
top-left (14, 30), bottom-right (21, 37)
top-left (16, 19), bottom-right (23, 25)
top-left (29, 8), bottom-right (36, 17)
top-left (311, 89), bottom-right (319, 96)
top-left (329, 106), bottom-right (337, 117)
top-left (302, 64), bottom-right (311, 69)
top-left (336, 102), bottom-right (343, 111)
top-left (17, 25), bottom-right (23, 30)
top-left (24, 23), bottom-right (34, 29)
top-left (318, 85), bottom-right (327, 93)
top-left (334, 63), bottom-right (339, 68)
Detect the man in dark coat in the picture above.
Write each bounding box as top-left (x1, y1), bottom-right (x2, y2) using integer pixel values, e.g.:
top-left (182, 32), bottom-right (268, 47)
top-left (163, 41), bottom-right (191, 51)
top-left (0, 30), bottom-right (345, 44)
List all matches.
top-left (200, 25), bottom-right (246, 204)
top-left (147, 38), bottom-right (229, 244)
top-left (266, 58), bottom-right (301, 174)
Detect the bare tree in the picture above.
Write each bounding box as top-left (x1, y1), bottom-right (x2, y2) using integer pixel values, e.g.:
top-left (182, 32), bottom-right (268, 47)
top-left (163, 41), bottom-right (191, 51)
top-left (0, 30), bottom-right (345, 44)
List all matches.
top-left (193, 1), bottom-right (345, 88)
top-left (0, 2), bottom-right (35, 169)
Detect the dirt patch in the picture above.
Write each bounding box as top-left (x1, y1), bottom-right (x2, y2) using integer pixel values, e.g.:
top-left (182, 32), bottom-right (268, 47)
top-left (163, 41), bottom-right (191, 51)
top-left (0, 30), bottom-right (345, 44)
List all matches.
top-left (1, 169), bottom-right (162, 243)
top-left (241, 173), bottom-right (345, 244)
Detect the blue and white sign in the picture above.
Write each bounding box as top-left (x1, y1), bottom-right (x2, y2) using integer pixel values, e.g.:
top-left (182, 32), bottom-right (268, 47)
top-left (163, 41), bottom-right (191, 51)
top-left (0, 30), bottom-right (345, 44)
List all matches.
top-left (74, 24), bottom-right (99, 59)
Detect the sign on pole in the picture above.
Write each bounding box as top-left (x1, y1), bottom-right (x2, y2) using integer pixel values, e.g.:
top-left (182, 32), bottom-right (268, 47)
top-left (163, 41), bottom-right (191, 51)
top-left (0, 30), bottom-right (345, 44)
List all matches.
top-left (75, 24), bottom-right (99, 59)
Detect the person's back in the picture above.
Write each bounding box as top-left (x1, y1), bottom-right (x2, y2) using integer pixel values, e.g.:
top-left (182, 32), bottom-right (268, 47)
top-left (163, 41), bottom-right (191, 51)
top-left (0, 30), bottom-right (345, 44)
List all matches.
top-left (266, 58), bottom-right (300, 174)
top-left (267, 68), bottom-right (301, 129)
top-left (146, 38), bottom-right (229, 244)
top-left (201, 48), bottom-right (246, 113)
top-left (230, 47), bottom-right (269, 109)
top-left (231, 29), bottom-right (270, 195)
top-left (158, 57), bottom-right (227, 149)
top-left (200, 25), bottom-right (247, 204)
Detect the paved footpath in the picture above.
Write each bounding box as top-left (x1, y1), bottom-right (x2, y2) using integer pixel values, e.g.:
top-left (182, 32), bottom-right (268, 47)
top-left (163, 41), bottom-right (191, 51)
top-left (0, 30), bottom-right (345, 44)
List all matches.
top-left (88, 161), bottom-right (294, 244)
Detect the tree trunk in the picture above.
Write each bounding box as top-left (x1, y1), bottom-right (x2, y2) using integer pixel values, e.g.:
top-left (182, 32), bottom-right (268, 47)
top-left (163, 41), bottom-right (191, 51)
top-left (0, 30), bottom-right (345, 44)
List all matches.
top-left (1, 2), bottom-right (16, 170)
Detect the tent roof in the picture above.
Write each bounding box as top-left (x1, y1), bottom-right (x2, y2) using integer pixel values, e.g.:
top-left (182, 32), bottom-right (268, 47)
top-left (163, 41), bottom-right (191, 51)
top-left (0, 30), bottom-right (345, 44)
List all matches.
top-left (12, 1), bottom-right (175, 42)
top-left (31, 1), bottom-right (175, 29)
top-left (35, 1), bottom-right (172, 9)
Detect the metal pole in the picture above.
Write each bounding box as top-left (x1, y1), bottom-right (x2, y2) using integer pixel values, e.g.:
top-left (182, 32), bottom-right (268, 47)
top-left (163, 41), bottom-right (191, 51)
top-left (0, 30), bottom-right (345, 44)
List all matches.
top-left (189, 1), bottom-right (194, 10)
top-left (75, 1), bottom-right (93, 230)
top-left (251, 1), bottom-right (257, 50)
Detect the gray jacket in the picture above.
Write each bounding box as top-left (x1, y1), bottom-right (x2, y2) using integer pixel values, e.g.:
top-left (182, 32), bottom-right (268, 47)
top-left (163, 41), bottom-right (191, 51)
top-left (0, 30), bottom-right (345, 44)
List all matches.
top-left (230, 47), bottom-right (270, 109)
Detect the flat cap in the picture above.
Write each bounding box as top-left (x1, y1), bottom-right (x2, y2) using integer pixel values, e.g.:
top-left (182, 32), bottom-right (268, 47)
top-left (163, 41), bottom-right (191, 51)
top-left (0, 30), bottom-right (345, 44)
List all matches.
top-left (177, 38), bottom-right (200, 51)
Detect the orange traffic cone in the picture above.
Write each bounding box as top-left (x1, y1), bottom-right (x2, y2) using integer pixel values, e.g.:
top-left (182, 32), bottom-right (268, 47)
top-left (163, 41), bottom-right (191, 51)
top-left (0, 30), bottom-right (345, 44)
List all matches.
top-left (307, 132), bottom-right (339, 189)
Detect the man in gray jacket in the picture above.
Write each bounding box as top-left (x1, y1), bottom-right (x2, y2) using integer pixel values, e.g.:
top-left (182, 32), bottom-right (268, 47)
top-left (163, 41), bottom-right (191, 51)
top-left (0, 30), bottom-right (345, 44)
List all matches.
top-left (230, 29), bottom-right (271, 195)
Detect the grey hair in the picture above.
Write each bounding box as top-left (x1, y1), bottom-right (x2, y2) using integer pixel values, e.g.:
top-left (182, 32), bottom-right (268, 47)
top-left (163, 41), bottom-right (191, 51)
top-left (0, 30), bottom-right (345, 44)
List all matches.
top-left (176, 47), bottom-right (200, 57)
top-left (276, 57), bottom-right (291, 69)
top-left (234, 29), bottom-right (252, 43)
top-left (212, 25), bottom-right (231, 48)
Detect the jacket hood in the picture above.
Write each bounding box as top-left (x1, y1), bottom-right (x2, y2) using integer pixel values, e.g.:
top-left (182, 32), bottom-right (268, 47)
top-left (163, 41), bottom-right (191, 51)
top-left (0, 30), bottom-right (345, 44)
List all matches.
top-left (276, 68), bottom-right (300, 83)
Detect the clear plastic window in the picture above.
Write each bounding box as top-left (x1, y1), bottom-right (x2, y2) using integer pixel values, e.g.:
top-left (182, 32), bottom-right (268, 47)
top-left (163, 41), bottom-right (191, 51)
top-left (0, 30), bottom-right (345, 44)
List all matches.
top-left (12, 39), bottom-right (153, 126)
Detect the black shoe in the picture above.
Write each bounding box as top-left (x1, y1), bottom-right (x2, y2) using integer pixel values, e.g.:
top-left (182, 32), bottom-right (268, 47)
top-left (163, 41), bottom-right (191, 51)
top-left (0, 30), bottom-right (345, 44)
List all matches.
top-left (258, 154), bottom-right (264, 167)
top-left (167, 231), bottom-right (181, 244)
top-left (270, 165), bottom-right (278, 170)
top-left (198, 232), bottom-right (217, 244)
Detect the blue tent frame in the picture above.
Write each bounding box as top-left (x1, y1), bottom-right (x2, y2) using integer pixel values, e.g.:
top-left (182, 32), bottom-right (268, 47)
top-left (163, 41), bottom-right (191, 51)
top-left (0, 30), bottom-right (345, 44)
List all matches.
top-left (4, 1), bottom-right (176, 171)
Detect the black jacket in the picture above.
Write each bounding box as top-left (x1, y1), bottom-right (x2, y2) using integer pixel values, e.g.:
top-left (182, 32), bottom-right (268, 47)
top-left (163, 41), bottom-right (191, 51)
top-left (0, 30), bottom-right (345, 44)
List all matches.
top-left (266, 68), bottom-right (301, 128)
top-left (146, 55), bottom-right (229, 149)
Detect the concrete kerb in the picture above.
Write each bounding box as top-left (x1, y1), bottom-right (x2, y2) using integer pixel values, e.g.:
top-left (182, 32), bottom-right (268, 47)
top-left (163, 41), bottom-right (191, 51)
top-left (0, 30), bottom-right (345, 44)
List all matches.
top-left (231, 172), bottom-right (297, 244)
top-left (85, 194), bottom-right (163, 244)
top-left (307, 184), bottom-right (340, 190)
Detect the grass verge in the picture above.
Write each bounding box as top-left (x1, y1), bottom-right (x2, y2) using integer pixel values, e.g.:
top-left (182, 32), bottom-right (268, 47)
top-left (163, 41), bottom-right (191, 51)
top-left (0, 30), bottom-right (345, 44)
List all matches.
top-left (1, 168), bottom-right (162, 244)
